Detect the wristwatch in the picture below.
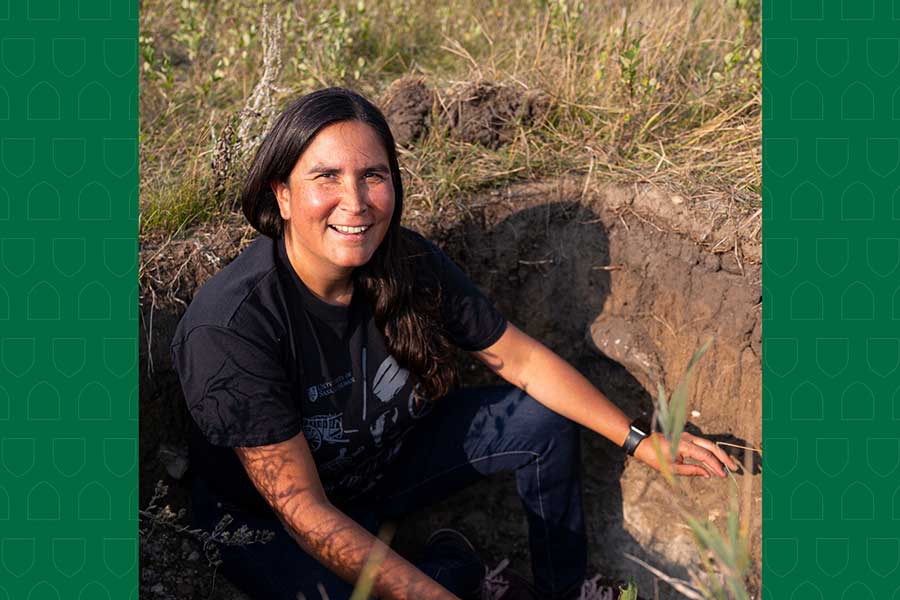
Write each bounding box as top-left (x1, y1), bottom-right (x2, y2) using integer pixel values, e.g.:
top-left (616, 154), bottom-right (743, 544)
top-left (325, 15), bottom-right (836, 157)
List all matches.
top-left (622, 416), bottom-right (653, 456)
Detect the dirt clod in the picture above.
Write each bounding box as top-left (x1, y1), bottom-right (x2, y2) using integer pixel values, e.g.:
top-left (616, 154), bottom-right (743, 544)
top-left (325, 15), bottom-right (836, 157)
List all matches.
top-left (381, 76), bottom-right (435, 147)
top-left (440, 81), bottom-right (553, 149)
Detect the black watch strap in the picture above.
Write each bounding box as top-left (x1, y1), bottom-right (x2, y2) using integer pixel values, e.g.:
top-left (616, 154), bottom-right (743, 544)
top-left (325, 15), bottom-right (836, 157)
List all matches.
top-left (622, 417), bottom-right (652, 456)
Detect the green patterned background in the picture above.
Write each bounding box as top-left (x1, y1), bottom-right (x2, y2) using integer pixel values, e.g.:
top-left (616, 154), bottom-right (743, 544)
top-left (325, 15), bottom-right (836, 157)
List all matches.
top-left (0, 1), bottom-right (138, 599)
top-left (762, 0), bottom-right (900, 598)
top-left (1, 0), bottom-right (898, 597)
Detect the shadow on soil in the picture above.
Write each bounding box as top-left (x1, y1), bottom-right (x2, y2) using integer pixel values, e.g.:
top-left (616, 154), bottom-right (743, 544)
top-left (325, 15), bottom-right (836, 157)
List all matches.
top-left (392, 201), bottom-right (694, 592)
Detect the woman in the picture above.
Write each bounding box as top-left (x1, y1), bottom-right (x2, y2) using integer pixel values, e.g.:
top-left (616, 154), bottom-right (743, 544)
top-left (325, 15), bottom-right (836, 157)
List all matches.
top-left (171, 88), bottom-right (737, 600)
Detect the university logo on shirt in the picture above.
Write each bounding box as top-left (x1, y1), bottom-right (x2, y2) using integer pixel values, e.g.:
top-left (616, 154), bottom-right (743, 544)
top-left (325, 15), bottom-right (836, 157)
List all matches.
top-left (306, 371), bottom-right (354, 403)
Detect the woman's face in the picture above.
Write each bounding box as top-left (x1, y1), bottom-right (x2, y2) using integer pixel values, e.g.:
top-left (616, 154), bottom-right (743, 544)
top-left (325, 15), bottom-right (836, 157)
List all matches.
top-left (272, 120), bottom-right (395, 285)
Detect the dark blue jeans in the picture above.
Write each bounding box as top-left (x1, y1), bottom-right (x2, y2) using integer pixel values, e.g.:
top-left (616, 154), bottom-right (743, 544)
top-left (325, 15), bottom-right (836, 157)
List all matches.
top-left (193, 385), bottom-right (587, 599)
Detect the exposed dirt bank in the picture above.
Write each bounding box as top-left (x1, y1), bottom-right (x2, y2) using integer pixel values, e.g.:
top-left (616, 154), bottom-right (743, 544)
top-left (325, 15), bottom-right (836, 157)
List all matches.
top-left (422, 178), bottom-right (761, 598)
top-left (139, 179), bottom-right (761, 599)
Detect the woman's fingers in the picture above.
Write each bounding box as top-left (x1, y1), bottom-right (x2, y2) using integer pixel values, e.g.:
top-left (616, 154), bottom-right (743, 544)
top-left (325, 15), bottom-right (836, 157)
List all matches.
top-left (673, 462), bottom-right (710, 478)
top-left (691, 436), bottom-right (740, 471)
top-left (680, 440), bottom-right (727, 477)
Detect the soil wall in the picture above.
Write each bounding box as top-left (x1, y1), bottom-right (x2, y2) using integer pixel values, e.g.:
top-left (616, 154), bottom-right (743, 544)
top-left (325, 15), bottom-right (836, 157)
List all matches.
top-left (423, 179), bottom-right (761, 596)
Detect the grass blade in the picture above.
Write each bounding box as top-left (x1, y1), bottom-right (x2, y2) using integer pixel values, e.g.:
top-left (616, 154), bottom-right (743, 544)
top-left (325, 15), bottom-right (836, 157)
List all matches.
top-left (619, 576), bottom-right (639, 600)
top-left (349, 522), bottom-right (397, 600)
top-left (656, 381), bottom-right (671, 440)
top-left (667, 338), bottom-right (713, 461)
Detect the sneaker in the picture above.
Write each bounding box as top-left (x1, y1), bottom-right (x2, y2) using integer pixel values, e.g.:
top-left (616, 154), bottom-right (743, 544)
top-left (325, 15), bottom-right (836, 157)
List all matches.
top-left (424, 528), bottom-right (479, 557)
top-left (423, 528), bottom-right (485, 600)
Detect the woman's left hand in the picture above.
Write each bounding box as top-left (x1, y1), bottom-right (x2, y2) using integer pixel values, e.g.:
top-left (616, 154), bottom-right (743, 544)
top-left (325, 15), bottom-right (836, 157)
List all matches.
top-left (633, 432), bottom-right (739, 478)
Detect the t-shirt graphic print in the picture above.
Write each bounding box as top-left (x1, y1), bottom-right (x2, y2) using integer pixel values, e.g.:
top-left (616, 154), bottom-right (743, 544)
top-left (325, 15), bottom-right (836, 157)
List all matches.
top-left (287, 292), bottom-right (430, 501)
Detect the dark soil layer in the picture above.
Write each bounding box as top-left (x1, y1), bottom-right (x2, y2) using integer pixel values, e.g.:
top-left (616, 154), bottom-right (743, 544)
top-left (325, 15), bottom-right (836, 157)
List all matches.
top-left (381, 76), bottom-right (554, 148)
top-left (139, 179), bottom-right (761, 599)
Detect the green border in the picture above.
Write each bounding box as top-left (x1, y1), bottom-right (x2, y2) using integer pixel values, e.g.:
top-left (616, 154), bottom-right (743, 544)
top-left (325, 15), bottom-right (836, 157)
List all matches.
top-left (763, 1), bottom-right (900, 597)
top-left (0, 2), bottom-right (138, 598)
top-left (4, 0), bottom-right (900, 595)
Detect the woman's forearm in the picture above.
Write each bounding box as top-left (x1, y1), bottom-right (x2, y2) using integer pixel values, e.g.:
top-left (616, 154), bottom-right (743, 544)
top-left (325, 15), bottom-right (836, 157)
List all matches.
top-left (280, 498), bottom-right (457, 600)
top-left (476, 324), bottom-right (738, 477)
top-left (518, 338), bottom-right (632, 446)
top-left (478, 323), bottom-right (632, 445)
top-left (235, 438), bottom-right (456, 600)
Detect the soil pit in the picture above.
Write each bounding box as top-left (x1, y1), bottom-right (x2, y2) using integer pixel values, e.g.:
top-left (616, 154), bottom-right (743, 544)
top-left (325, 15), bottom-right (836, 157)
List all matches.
top-left (139, 179), bottom-right (761, 599)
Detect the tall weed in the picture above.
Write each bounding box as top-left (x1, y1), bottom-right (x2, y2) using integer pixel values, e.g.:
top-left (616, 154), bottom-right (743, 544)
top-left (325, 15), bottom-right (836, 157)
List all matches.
top-left (644, 341), bottom-right (753, 599)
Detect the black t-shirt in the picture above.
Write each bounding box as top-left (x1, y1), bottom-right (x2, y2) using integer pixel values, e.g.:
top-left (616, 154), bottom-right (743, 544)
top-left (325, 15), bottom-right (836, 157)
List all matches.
top-left (170, 229), bottom-right (507, 513)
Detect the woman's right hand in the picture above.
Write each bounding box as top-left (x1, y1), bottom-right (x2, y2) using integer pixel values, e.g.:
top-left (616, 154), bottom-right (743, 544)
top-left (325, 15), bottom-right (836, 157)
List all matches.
top-left (235, 432), bottom-right (458, 600)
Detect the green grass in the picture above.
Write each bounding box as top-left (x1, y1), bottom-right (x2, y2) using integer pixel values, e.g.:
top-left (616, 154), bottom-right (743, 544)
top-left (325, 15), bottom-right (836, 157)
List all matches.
top-left (140, 178), bottom-right (225, 236)
top-left (140, 0), bottom-right (760, 237)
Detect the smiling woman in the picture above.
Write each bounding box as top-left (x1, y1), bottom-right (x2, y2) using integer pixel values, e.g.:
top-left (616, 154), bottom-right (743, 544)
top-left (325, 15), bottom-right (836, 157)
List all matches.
top-left (170, 88), bottom-right (737, 600)
top-left (270, 120), bottom-right (395, 304)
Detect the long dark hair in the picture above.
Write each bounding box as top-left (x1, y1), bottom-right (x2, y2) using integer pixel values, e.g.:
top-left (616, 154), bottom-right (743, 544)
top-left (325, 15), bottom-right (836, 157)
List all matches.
top-left (240, 88), bottom-right (456, 399)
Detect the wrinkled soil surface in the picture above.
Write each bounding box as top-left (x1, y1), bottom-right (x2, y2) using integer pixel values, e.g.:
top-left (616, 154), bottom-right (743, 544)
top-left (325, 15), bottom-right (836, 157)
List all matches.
top-left (381, 76), bottom-right (436, 147)
top-left (381, 76), bottom-right (554, 148)
top-left (139, 179), bottom-right (761, 599)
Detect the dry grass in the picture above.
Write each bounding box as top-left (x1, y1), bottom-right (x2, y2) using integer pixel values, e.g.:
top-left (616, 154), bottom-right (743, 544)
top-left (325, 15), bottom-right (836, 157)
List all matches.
top-left (140, 0), bottom-right (760, 236)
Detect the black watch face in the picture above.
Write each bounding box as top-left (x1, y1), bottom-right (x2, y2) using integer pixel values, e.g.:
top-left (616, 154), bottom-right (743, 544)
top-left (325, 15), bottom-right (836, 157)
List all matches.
top-left (632, 415), bottom-right (654, 435)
